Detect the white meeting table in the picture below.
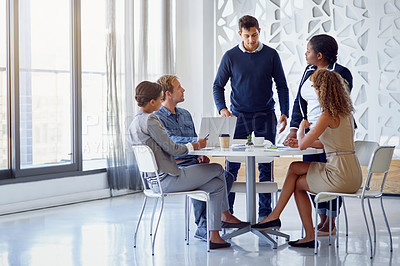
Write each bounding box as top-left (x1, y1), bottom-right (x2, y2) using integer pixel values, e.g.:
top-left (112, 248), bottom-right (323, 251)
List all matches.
top-left (189, 145), bottom-right (323, 248)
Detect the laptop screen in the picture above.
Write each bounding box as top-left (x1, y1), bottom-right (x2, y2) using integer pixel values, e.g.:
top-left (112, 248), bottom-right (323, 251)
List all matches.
top-left (198, 117), bottom-right (237, 147)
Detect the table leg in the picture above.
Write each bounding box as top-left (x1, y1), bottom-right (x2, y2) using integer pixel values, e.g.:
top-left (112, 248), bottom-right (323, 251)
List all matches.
top-left (245, 156), bottom-right (256, 224)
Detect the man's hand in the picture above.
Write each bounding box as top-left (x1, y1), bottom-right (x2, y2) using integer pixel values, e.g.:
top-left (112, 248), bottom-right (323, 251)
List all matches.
top-left (197, 155), bottom-right (210, 164)
top-left (193, 138), bottom-right (207, 150)
top-left (283, 128), bottom-right (298, 146)
top-left (219, 108), bottom-right (235, 117)
top-left (278, 114), bottom-right (288, 133)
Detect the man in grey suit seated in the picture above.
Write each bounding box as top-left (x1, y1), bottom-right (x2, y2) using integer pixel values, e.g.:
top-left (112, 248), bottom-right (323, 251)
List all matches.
top-left (155, 74), bottom-right (243, 241)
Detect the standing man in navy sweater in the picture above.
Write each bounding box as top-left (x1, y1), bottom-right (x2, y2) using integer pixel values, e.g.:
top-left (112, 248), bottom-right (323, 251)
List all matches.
top-left (213, 15), bottom-right (289, 222)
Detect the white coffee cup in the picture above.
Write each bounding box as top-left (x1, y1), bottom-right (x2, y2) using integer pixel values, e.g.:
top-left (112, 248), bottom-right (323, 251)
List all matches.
top-left (253, 136), bottom-right (264, 146)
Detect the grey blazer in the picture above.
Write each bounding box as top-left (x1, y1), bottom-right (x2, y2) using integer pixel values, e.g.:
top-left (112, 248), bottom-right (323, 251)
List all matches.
top-left (128, 110), bottom-right (189, 176)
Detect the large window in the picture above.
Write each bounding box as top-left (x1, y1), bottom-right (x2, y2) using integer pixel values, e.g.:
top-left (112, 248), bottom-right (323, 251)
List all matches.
top-left (0, 0), bottom-right (7, 170)
top-left (19, 0), bottom-right (72, 168)
top-left (81, 0), bottom-right (107, 169)
top-left (1, 0), bottom-right (174, 180)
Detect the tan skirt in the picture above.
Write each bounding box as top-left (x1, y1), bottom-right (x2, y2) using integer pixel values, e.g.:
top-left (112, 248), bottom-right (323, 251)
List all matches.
top-left (306, 154), bottom-right (362, 194)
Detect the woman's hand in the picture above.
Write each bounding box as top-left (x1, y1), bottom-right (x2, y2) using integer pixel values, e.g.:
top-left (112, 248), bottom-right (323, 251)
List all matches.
top-left (285, 138), bottom-right (298, 148)
top-left (299, 119), bottom-right (311, 131)
top-left (283, 128), bottom-right (298, 146)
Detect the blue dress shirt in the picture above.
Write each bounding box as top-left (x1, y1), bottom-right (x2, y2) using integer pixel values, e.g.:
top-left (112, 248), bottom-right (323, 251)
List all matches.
top-left (154, 106), bottom-right (199, 160)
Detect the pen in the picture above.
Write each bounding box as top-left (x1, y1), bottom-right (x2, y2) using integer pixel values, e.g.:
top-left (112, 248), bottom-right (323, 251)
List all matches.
top-left (204, 134), bottom-right (209, 139)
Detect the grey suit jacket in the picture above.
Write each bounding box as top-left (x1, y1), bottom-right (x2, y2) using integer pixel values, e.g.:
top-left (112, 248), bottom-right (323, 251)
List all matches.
top-left (128, 110), bottom-right (189, 176)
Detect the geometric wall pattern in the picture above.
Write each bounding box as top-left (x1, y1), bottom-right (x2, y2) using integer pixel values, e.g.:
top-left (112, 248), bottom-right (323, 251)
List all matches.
top-left (215, 0), bottom-right (400, 158)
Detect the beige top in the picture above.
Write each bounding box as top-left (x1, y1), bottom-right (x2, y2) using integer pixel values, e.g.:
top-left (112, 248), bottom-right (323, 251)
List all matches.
top-left (307, 115), bottom-right (362, 194)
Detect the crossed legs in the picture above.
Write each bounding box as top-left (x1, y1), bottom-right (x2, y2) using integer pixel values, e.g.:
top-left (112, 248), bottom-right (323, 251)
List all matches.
top-left (258, 161), bottom-right (315, 243)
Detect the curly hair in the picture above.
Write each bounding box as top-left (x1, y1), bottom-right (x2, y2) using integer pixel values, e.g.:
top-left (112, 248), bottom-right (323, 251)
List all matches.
top-left (156, 74), bottom-right (178, 101)
top-left (311, 69), bottom-right (353, 117)
top-left (135, 81), bottom-right (162, 107)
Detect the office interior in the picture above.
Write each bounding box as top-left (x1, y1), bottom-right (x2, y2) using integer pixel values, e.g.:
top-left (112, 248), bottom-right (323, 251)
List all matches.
top-left (0, 0), bottom-right (399, 265)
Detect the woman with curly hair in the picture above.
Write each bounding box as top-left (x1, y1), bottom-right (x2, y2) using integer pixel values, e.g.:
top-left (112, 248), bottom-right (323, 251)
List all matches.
top-left (252, 69), bottom-right (362, 248)
top-left (284, 34), bottom-right (354, 236)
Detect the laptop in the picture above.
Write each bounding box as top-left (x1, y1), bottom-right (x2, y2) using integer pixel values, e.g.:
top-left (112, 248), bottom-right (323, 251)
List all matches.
top-left (198, 117), bottom-right (237, 147)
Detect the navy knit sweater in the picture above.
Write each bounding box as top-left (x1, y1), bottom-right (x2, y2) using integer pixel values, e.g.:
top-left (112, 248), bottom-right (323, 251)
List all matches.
top-left (213, 44), bottom-right (289, 117)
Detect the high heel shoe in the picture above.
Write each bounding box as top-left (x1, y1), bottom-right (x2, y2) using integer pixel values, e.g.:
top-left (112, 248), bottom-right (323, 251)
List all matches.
top-left (251, 218), bottom-right (281, 230)
top-left (288, 239), bottom-right (317, 248)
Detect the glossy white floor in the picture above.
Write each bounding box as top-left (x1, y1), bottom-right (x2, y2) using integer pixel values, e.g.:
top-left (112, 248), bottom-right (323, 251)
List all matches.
top-left (0, 192), bottom-right (398, 266)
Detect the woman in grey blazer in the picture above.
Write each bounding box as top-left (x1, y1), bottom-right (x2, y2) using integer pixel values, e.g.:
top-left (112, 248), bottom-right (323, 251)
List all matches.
top-left (129, 81), bottom-right (248, 249)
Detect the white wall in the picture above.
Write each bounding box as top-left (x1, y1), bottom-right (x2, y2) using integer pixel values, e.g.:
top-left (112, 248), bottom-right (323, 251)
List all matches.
top-left (176, 0), bottom-right (400, 158)
top-left (175, 0), bottom-right (217, 130)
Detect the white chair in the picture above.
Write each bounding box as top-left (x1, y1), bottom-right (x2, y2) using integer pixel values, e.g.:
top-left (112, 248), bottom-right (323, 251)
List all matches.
top-left (132, 145), bottom-right (211, 254)
top-left (304, 141), bottom-right (379, 240)
top-left (314, 142), bottom-right (395, 258)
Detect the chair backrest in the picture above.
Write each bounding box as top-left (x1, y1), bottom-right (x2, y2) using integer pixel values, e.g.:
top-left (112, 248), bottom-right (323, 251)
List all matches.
top-left (132, 145), bottom-right (163, 194)
top-left (368, 146), bottom-right (395, 174)
top-left (132, 145), bottom-right (158, 173)
top-left (354, 140), bottom-right (379, 167)
top-left (363, 146), bottom-right (395, 193)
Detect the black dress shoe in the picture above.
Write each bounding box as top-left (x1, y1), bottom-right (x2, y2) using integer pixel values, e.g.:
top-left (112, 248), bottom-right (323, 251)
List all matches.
top-left (209, 241), bottom-right (231, 249)
top-left (251, 218), bottom-right (281, 230)
top-left (288, 239), bottom-right (317, 248)
top-left (221, 221), bottom-right (250, 229)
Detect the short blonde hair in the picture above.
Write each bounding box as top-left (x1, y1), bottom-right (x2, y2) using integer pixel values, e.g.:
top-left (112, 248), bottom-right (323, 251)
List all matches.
top-left (157, 74), bottom-right (178, 101)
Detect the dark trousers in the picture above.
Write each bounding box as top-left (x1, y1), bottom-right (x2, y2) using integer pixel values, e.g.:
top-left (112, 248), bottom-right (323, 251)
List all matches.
top-left (303, 153), bottom-right (342, 217)
top-left (227, 110), bottom-right (277, 217)
top-left (177, 158), bottom-right (234, 229)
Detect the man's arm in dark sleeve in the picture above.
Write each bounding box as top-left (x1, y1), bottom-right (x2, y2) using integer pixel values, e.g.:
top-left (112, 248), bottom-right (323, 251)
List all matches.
top-left (271, 51), bottom-right (289, 118)
top-left (213, 53), bottom-right (231, 113)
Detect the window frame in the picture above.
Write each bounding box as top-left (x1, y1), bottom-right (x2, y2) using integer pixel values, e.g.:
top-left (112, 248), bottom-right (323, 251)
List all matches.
top-left (5, 0), bottom-right (84, 179)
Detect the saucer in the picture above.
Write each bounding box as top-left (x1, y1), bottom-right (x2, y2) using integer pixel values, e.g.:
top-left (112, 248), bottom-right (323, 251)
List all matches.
top-left (254, 143), bottom-right (265, 147)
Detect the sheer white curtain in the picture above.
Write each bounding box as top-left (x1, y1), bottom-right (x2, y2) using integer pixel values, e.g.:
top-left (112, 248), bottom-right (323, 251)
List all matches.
top-left (106, 0), bottom-right (175, 191)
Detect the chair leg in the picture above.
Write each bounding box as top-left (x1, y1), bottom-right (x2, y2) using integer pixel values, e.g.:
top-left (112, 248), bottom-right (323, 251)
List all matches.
top-left (328, 200), bottom-right (332, 245)
top-left (185, 196), bottom-right (190, 244)
top-left (336, 197), bottom-right (339, 249)
top-left (380, 197), bottom-right (393, 252)
top-left (134, 196), bottom-right (148, 248)
top-left (361, 198), bottom-right (373, 259)
top-left (206, 196), bottom-right (210, 252)
top-left (151, 197), bottom-right (165, 256)
top-left (367, 198), bottom-right (377, 257)
top-left (342, 198), bottom-right (348, 237)
top-left (342, 199), bottom-right (348, 253)
top-left (314, 201), bottom-right (319, 254)
top-left (150, 198), bottom-right (159, 236)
